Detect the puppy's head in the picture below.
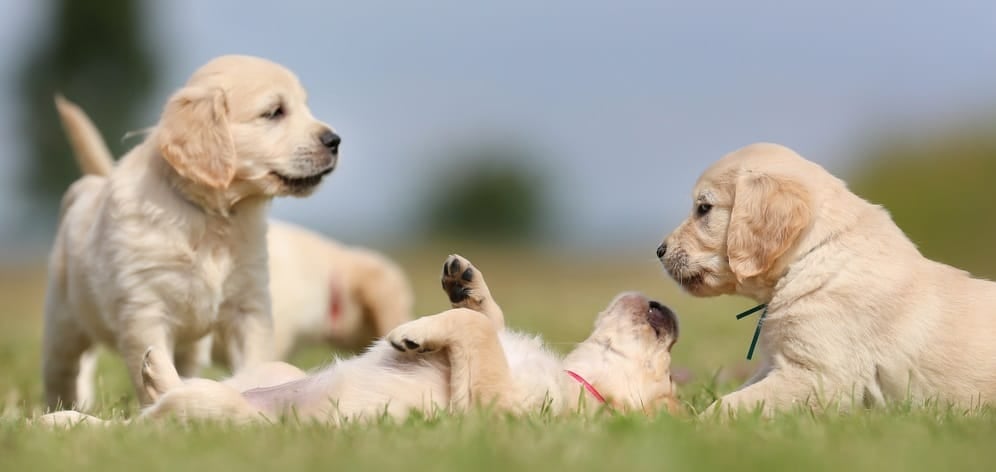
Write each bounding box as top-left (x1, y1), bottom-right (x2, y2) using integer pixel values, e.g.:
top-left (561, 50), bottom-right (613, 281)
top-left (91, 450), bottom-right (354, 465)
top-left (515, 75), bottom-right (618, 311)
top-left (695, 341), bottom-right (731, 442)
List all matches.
top-left (565, 292), bottom-right (680, 415)
top-left (658, 143), bottom-right (818, 297)
top-left (156, 55), bottom-right (339, 199)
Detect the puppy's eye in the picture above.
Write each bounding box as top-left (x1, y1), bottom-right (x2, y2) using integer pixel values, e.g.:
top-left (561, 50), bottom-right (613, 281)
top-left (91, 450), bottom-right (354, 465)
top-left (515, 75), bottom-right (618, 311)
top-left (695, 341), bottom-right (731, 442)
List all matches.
top-left (696, 203), bottom-right (713, 216)
top-left (261, 105), bottom-right (285, 120)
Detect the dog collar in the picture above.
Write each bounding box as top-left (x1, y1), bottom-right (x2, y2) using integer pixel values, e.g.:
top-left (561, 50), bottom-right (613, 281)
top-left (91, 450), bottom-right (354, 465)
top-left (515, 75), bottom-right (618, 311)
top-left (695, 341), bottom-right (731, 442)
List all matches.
top-left (328, 278), bottom-right (343, 323)
top-left (565, 370), bottom-right (607, 405)
top-left (736, 304), bottom-right (768, 360)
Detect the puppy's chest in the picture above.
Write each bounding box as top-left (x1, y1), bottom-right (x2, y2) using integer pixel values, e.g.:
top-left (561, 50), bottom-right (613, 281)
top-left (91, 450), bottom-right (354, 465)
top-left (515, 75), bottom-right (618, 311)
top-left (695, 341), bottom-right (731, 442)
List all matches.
top-left (158, 235), bottom-right (256, 333)
top-left (190, 245), bottom-right (236, 301)
top-left (499, 331), bottom-right (564, 406)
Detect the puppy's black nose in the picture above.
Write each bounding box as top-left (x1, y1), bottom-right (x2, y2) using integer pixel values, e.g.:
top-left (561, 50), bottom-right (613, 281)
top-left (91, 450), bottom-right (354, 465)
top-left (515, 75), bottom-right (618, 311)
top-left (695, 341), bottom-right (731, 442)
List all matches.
top-left (320, 130), bottom-right (341, 153)
top-left (656, 243), bottom-right (667, 259)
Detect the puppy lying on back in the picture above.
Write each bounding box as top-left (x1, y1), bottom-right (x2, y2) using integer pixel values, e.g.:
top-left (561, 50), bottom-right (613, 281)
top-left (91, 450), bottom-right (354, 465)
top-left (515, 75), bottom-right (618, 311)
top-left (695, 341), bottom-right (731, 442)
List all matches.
top-left (56, 100), bottom-right (413, 362)
top-left (45, 55), bottom-right (339, 410)
top-left (659, 143), bottom-right (996, 414)
top-left (39, 255), bottom-right (680, 425)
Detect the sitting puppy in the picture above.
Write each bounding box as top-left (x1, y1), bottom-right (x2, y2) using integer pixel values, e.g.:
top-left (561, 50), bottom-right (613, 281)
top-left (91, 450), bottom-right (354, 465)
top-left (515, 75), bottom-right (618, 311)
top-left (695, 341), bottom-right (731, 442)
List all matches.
top-left (39, 255), bottom-right (680, 425)
top-left (658, 142), bottom-right (996, 414)
top-left (55, 100), bottom-right (413, 362)
top-left (44, 55), bottom-right (339, 410)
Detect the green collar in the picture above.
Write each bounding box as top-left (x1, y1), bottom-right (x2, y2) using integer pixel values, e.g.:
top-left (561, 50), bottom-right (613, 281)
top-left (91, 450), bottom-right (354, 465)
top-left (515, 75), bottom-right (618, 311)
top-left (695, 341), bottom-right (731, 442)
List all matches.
top-left (735, 304), bottom-right (768, 360)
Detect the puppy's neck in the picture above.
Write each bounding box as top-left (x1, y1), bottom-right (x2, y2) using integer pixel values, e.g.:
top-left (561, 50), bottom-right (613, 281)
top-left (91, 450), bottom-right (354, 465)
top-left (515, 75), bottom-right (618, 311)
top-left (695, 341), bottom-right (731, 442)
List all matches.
top-left (115, 144), bottom-right (270, 235)
top-left (764, 192), bottom-right (883, 310)
top-left (148, 148), bottom-right (261, 219)
top-left (559, 341), bottom-right (618, 412)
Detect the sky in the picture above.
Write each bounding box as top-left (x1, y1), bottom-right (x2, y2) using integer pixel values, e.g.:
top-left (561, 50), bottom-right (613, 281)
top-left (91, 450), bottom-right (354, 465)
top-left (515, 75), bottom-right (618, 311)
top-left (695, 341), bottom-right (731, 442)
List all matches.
top-left (1, 0), bottom-right (994, 257)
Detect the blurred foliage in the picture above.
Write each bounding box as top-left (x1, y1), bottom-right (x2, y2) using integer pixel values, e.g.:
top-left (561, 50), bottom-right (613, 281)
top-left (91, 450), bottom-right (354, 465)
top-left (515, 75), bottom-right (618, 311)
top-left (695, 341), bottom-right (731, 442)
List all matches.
top-left (17, 0), bottom-right (160, 218)
top-left (850, 120), bottom-right (996, 278)
top-left (420, 141), bottom-right (551, 243)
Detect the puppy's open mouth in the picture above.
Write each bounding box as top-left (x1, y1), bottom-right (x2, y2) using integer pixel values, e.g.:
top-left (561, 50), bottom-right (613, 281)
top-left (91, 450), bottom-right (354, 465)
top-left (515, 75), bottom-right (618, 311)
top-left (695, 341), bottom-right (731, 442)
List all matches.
top-left (272, 167), bottom-right (335, 190)
top-left (647, 300), bottom-right (678, 339)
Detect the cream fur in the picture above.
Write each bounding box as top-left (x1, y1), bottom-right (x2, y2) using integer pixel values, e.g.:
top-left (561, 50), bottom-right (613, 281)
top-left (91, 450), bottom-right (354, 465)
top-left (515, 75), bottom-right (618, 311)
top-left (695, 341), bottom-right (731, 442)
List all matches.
top-left (54, 97), bottom-right (413, 361)
top-left (264, 221), bottom-right (414, 358)
top-left (44, 55), bottom-right (339, 410)
top-left (37, 255), bottom-right (680, 426)
top-left (659, 142), bottom-right (996, 414)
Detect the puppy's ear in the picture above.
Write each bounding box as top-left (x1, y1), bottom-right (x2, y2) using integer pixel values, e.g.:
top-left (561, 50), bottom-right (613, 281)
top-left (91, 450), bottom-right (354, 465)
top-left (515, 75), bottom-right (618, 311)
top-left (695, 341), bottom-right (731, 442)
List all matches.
top-left (727, 172), bottom-right (811, 282)
top-left (157, 87), bottom-right (236, 189)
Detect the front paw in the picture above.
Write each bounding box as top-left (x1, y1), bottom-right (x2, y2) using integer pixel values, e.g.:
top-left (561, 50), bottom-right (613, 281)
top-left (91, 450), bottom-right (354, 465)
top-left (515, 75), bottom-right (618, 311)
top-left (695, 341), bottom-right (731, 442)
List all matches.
top-left (441, 255), bottom-right (476, 303)
top-left (441, 254), bottom-right (496, 311)
top-left (386, 318), bottom-right (442, 355)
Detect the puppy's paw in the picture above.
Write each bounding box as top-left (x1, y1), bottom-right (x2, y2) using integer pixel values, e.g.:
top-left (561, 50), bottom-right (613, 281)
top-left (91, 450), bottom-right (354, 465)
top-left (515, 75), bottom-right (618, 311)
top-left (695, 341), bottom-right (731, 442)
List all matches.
top-left (386, 317), bottom-right (445, 355)
top-left (441, 255), bottom-right (492, 308)
top-left (141, 347), bottom-right (183, 402)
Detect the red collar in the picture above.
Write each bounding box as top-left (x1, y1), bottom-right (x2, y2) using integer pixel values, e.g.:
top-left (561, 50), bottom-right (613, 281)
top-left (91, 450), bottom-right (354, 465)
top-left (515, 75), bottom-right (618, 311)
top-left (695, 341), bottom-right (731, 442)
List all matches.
top-left (328, 278), bottom-right (343, 323)
top-left (565, 370), bottom-right (607, 405)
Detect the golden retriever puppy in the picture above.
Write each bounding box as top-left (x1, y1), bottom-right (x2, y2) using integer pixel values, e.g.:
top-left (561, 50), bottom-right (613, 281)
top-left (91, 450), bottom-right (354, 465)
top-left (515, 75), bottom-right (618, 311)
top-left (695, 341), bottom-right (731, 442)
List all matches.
top-left (658, 142), bottom-right (996, 414)
top-left (38, 255), bottom-right (680, 426)
top-left (53, 100), bottom-right (413, 361)
top-left (261, 221), bottom-right (413, 358)
top-left (44, 55), bottom-right (340, 410)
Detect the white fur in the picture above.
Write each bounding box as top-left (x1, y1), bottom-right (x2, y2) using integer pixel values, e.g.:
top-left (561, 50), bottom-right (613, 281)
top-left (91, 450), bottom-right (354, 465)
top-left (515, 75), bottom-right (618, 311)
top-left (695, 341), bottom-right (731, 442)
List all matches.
top-left (53, 98), bottom-right (411, 362)
top-left (265, 221), bottom-right (413, 358)
top-left (43, 55), bottom-right (339, 410)
top-left (38, 256), bottom-right (680, 425)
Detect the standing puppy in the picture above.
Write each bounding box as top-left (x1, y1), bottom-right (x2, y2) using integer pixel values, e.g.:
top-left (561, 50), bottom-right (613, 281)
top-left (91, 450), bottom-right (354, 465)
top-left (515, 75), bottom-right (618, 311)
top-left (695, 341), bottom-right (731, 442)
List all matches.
top-left (44, 55), bottom-right (340, 409)
top-left (659, 142), bottom-right (996, 414)
top-left (53, 101), bottom-right (413, 362)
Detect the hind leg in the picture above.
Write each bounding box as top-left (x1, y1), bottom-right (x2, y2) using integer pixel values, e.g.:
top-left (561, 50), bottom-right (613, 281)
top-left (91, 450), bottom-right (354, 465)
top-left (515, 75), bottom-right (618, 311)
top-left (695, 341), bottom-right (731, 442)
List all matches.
top-left (141, 347), bottom-right (183, 403)
top-left (42, 310), bottom-right (96, 411)
top-left (117, 314), bottom-right (172, 406)
top-left (34, 410), bottom-right (110, 428)
top-left (140, 378), bottom-right (260, 423)
top-left (140, 350), bottom-right (259, 423)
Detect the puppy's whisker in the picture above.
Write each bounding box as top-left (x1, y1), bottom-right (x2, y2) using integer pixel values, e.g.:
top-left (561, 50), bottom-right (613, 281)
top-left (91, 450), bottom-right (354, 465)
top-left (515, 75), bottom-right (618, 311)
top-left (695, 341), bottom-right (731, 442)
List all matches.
top-left (121, 126), bottom-right (154, 143)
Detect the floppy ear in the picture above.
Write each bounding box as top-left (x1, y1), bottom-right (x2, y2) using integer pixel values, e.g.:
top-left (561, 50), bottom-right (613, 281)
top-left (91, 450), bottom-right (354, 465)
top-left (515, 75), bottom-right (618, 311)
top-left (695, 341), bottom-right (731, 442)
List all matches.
top-left (727, 172), bottom-right (811, 282)
top-left (157, 86), bottom-right (236, 189)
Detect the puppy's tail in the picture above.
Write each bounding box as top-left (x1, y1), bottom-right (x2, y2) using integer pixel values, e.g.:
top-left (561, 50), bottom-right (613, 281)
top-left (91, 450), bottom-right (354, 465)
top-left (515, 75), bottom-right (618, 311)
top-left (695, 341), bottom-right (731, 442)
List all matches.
top-left (53, 94), bottom-right (115, 176)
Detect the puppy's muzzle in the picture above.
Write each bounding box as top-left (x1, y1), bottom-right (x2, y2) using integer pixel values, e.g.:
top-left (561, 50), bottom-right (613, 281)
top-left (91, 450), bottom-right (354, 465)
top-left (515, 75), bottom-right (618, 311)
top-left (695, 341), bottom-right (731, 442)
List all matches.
top-left (647, 300), bottom-right (678, 339)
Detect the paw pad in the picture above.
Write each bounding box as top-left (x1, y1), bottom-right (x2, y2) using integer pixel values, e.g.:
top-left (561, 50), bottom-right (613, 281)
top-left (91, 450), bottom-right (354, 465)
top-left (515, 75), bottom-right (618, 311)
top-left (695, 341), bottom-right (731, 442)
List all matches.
top-left (389, 337), bottom-right (430, 353)
top-left (441, 256), bottom-right (474, 303)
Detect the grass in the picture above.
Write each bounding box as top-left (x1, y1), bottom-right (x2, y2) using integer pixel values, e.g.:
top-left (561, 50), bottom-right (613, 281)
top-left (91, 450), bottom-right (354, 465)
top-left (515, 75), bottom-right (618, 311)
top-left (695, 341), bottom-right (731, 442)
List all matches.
top-left (2, 246), bottom-right (996, 471)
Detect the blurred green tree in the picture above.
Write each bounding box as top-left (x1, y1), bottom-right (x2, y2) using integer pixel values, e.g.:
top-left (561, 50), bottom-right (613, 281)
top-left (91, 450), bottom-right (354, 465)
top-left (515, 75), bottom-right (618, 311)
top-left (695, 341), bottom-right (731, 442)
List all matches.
top-left (17, 0), bottom-right (160, 219)
top-left (850, 121), bottom-right (996, 278)
top-left (420, 141), bottom-right (552, 243)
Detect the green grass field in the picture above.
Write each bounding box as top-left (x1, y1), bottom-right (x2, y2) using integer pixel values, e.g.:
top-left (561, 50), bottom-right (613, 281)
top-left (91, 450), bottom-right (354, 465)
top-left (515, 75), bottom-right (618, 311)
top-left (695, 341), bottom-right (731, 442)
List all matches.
top-left (2, 247), bottom-right (995, 471)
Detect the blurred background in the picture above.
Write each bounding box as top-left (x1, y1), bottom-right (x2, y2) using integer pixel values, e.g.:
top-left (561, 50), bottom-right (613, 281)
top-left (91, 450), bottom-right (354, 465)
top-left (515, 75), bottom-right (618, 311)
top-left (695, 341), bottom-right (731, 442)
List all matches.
top-left (1, 0), bottom-right (995, 412)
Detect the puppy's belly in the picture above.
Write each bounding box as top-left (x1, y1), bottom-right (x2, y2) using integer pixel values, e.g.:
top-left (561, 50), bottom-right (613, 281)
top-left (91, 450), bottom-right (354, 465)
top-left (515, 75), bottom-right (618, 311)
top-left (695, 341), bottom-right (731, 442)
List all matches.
top-left (241, 379), bottom-right (308, 415)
